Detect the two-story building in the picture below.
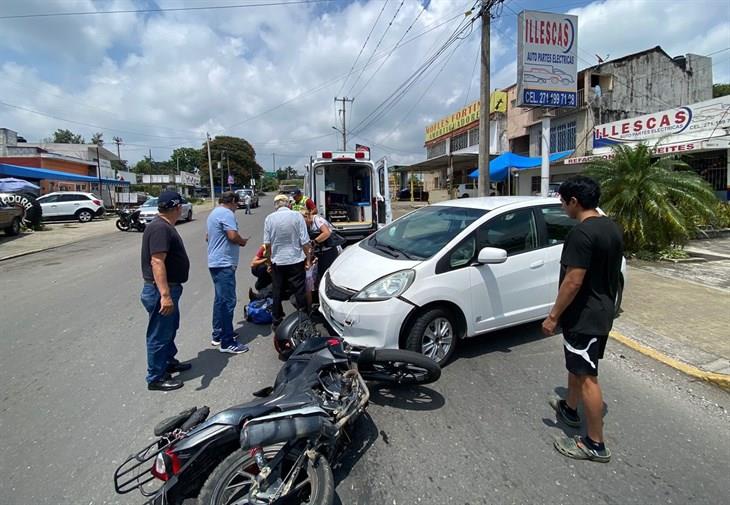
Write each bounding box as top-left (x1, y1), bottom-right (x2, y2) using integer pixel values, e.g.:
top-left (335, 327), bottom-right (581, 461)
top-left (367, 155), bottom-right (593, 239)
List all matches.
top-left (507, 46), bottom-right (714, 195)
top-left (404, 46), bottom-right (718, 199)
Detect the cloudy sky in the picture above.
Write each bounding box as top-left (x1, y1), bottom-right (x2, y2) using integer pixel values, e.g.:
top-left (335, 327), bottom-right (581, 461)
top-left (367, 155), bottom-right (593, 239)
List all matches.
top-left (1, 0), bottom-right (728, 171)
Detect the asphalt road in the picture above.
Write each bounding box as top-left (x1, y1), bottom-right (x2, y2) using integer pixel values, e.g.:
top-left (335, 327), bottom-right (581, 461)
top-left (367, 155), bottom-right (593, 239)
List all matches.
top-left (1, 201), bottom-right (729, 505)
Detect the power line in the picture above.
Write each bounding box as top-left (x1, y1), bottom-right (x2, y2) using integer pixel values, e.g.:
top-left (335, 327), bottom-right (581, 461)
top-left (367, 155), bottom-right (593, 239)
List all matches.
top-left (377, 25), bottom-right (476, 146)
top-left (347, 0), bottom-right (406, 96)
top-left (0, 0), bottom-right (337, 20)
top-left (335, 0), bottom-right (390, 98)
top-left (223, 10), bottom-right (467, 131)
top-left (351, 3), bottom-right (428, 100)
top-left (0, 100), bottom-right (203, 141)
top-left (349, 11), bottom-right (476, 137)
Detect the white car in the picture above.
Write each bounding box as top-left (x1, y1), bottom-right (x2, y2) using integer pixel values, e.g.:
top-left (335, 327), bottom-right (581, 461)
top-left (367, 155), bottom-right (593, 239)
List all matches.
top-left (457, 183), bottom-right (477, 198)
top-left (138, 197), bottom-right (193, 224)
top-left (319, 196), bottom-right (626, 366)
top-left (36, 191), bottom-right (105, 223)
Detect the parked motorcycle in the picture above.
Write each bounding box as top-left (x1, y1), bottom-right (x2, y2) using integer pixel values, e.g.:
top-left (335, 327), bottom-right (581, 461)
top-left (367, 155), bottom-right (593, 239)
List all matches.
top-left (116, 207), bottom-right (145, 232)
top-left (114, 335), bottom-right (440, 505)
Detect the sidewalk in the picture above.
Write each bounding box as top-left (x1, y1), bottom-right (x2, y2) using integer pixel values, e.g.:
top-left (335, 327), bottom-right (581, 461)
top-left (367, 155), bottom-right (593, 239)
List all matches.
top-left (0, 202), bottom-right (214, 261)
top-left (614, 256), bottom-right (730, 389)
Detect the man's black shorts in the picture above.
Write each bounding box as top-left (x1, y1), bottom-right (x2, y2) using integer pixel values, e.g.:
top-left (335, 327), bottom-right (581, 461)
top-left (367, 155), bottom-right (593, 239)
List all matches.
top-left (563, 332), bottom-right (608, 376)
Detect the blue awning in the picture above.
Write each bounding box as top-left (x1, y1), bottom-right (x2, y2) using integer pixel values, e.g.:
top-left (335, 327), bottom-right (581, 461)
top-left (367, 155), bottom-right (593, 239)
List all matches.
top-left (468, 150), bottom-right (574, 181)
top-left (0, 163), bottom-right (129, 185)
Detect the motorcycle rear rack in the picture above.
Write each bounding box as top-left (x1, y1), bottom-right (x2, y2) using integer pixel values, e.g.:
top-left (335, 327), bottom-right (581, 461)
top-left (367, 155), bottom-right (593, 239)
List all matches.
top-left (114, 437), bottom-right (173, 496)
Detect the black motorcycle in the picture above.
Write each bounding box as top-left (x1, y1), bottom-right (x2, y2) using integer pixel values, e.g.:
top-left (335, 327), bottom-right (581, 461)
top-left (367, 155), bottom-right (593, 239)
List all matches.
top-left (116, 207), bottom-right (145, 232)
top-left (114, 336), bottom-right (440, 505)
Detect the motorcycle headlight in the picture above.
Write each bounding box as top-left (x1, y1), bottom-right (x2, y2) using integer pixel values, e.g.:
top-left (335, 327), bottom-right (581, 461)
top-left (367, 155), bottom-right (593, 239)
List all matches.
top-left (351, 270), bottom-right (415, 302)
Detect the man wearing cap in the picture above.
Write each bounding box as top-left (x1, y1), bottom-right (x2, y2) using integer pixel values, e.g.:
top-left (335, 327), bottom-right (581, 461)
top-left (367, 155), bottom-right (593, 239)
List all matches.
top-left (264, 194), bottom-right (313, 327)
top-left (289, 189), bottom-right (316, 213)
top-left (206, 191), bottom-right (249, 354)
top-left (140, 191), bottom-right (190, 391)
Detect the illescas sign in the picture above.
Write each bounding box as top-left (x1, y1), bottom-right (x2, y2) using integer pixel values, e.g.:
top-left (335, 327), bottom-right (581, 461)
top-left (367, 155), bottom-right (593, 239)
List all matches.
top-left (517, 10), bottom-right (578, 108)
top-left (593, 95), bottom-right (730, 147)
top-left (424, 91), bottom-right (508, 142)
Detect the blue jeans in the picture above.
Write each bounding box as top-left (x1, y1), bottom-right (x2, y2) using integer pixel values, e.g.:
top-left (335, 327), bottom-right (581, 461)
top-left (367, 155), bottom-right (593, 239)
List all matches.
top-left (210, 266), bottom-right (238, 347)
top-left (141, 283), bottom-right (183, 383)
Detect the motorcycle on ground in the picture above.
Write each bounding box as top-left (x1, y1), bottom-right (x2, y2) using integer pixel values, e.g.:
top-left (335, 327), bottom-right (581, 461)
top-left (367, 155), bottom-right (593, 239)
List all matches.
top-left (116, 207), bottom-right (145, 232)
top-left (114, 335), bottom-right (440, 505)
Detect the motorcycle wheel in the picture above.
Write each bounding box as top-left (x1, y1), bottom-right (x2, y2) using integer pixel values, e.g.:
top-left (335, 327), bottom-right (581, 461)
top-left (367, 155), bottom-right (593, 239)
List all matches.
top-left (195, 447), bottom-right (334, 505)
top-left (358, 349), bottom-right (441, 386)
top-left (115, 219), bottom-right (130, 231)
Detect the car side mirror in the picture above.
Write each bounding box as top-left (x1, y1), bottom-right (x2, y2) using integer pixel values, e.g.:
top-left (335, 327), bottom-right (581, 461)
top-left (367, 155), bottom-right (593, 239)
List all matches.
top-left (476, 247), bottom-right (507, 264)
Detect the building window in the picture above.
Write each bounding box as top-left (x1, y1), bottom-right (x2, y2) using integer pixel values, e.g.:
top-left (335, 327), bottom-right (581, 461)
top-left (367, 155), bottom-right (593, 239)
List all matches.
top-left (451, 132), bottom-right (469, 152)
top-left (531, 176), bottom-right (541, 194)
top-left (468, 127), bottom-right (479, 146)
top-left (426, 140), bottom-right (446, 159)
top-left (549, 121), bottom-right (576, 153)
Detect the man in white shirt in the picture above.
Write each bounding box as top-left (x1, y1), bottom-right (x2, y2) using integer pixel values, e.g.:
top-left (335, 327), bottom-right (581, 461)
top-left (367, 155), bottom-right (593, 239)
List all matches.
top-left (263, 194), bottom-right (312, 327)
top-left (243, 193), bottom-right (252, 215)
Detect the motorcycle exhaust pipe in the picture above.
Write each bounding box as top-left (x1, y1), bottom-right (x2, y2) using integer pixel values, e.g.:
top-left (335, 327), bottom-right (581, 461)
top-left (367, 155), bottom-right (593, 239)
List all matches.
top-left (240, 415), bottom-right (336, 450)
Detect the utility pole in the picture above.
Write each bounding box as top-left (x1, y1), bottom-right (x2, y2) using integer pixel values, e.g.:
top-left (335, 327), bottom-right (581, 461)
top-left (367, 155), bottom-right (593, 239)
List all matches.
top-left (226, 152), bottom-right (231, 191)
top-left (478, 0), bottom-right (502, 197)
top-left (206, 133), bottom-right (215, 206)
top-left (220, 151), bottom-right (225, 193)
top-left (334, 97), bottom-right (354, 150)
top-left (112, 136), bottom-right (122, 182)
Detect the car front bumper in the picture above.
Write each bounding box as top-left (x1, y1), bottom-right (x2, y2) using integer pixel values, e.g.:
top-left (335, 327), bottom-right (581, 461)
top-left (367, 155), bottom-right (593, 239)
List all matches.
top-left (318, 288), bottom-right (412, 350)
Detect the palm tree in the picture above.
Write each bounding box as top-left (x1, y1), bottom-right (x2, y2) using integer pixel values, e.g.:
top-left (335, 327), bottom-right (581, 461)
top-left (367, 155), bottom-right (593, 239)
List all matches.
top-left (586, 143), bottom-right (716, 254)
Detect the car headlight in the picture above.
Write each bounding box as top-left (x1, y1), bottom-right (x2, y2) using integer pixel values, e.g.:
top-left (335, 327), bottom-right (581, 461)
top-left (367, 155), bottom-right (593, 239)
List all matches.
top-left (351, 270), bottom-right (415, 302)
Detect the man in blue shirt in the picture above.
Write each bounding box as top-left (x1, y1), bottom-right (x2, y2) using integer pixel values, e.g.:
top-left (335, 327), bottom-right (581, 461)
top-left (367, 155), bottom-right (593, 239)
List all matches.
top-left (206, 191), bottom-right (250, 353)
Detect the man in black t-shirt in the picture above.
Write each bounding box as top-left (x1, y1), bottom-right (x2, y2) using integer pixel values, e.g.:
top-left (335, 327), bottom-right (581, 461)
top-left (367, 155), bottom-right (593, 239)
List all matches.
top-left (140, 191), bottom-right (191, 391)
top-left (542, 176), bottom-right (623, 463)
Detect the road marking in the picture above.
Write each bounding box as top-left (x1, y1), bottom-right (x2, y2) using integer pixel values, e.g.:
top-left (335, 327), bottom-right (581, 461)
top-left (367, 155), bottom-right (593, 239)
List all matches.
top-left (609, 330), bottom-right (730, 391)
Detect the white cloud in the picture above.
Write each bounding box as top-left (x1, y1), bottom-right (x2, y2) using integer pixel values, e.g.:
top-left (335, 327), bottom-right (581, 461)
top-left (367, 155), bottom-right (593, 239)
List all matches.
top-left (0, 0), bottom-right (727, 170)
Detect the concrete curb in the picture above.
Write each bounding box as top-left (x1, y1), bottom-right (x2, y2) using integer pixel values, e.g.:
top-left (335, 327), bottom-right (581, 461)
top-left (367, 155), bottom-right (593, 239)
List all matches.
top-left (610, 330), bottom-right (730, 391)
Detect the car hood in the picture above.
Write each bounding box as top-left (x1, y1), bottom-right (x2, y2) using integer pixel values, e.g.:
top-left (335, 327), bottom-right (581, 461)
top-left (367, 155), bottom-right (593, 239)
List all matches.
top-left (328, 243), bottom-right (420, 291)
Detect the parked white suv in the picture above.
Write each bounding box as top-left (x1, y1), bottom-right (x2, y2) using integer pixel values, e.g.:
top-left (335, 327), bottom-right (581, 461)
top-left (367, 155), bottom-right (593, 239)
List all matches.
top-left (138, 197), bottom-right (193, 224)
top-left (36, 191), bottom-right (105, 223)
top-left (319, 196), bottom-right (626, 366)
top-left (457, 183), bottom-right (476, 198)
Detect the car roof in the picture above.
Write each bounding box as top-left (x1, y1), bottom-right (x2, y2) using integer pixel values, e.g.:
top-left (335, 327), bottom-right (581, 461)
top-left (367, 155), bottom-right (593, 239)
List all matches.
top-left (432, 195), bottom-right (559, 211)
top-left (42, 191), bottom-right (90, 196)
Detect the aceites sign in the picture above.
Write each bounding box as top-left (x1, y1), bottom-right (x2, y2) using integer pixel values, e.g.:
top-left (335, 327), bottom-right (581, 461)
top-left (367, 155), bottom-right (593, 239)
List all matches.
top-left (517, 10), bottom-right (578, 108)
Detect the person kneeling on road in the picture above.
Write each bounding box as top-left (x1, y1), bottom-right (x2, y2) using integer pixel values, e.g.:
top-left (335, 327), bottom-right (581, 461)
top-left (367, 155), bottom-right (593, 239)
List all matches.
top-left (248, 244), bottom-right (273, 301)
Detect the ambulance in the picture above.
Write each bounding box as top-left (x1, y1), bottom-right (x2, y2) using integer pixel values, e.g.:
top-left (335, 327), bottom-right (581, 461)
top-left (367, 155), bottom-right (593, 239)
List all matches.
top-left (305, 149), bottom-right (392, 241)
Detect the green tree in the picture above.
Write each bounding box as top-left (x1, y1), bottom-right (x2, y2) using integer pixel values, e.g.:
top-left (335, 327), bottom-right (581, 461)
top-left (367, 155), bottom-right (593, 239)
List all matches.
top-left (91, 132), bottom-right (104, 146)
top-left (170, 147), bottom-right (202, 173)
top-left (712, 83), bottom-right (730, 98)
top-left (261, 175), bottom-right (279, 192)
top-left (276, 166), bottom-right (298, 181)
top-left (47, 128), bottom-right (85, 144)
top-left (199, 136), bottom-right (263, 188)
top-left (586, 143), bottom-right (717, 254)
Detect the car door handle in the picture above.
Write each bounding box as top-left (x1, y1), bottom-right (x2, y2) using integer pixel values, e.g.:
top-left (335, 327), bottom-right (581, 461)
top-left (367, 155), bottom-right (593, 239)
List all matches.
top-left (530, 260), bottom-right (545, 269)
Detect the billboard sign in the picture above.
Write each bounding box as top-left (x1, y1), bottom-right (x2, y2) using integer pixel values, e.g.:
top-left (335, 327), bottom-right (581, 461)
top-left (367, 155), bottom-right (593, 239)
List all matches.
top-left (593, 95), bottom-right (730, 148)
top-left (517, 10), bottom-right (578, 108)
top-left (424, 92), bottom-right (510, 142)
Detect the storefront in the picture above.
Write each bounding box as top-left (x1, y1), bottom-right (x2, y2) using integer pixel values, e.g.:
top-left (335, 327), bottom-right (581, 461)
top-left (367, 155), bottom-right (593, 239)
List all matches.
top-left (562, 95), bottom-right (730, 200)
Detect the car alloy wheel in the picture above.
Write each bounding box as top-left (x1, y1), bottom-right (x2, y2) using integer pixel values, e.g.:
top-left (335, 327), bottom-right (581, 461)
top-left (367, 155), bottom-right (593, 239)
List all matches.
top-left (421, 316), bottom-right (454, 363)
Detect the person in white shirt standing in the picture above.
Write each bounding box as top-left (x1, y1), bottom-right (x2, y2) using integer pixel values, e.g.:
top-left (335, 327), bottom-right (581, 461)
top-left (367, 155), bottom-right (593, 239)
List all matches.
top-left (263, 194), bottom-right (312, 328)
top-left (243, 192), bottom-right (252, 215)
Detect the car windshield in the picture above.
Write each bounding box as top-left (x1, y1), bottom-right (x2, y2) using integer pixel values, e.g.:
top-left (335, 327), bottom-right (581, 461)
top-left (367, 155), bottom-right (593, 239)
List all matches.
top-left (141, 198), bottom-right (158, 208)
top-left (366, 205), bottom-right (486, 260)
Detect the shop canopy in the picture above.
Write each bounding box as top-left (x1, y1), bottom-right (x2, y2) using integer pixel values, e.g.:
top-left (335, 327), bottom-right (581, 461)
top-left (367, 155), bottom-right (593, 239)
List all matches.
top-left (468, 150), bottom-right (574, 181)
top-left (0, 163), bottom-right (129, 185)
